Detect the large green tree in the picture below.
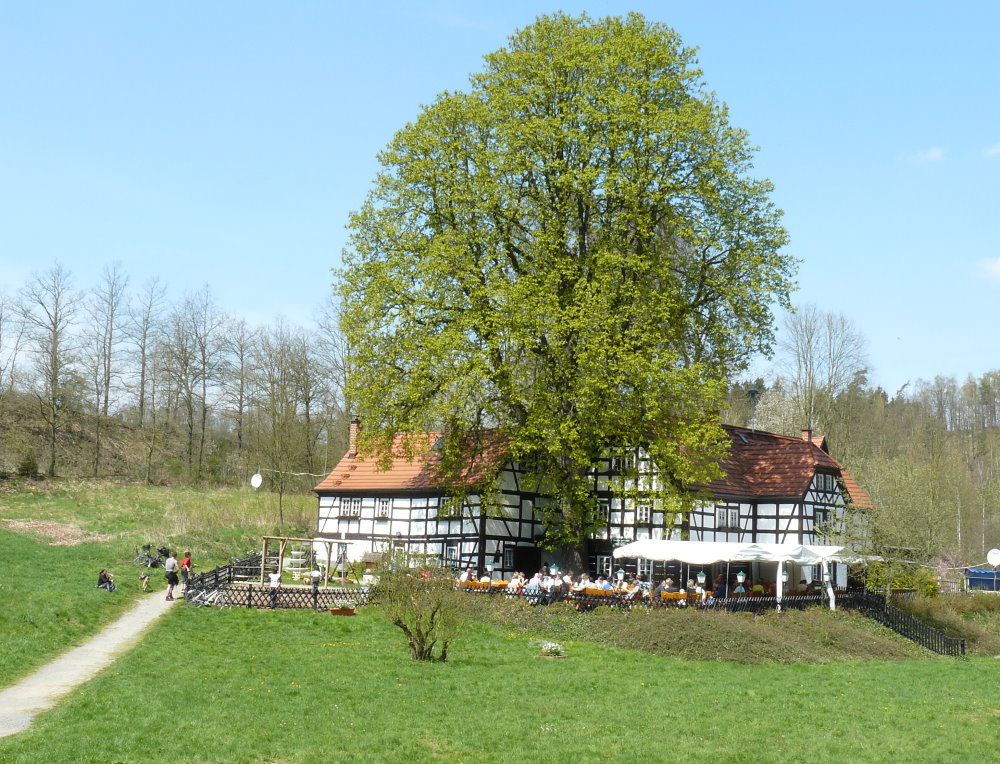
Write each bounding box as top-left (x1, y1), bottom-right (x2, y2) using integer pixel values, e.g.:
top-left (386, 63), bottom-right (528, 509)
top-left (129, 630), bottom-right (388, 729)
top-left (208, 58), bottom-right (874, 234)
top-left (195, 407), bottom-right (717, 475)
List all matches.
top-left (340, 13), bottom-right (795, 566)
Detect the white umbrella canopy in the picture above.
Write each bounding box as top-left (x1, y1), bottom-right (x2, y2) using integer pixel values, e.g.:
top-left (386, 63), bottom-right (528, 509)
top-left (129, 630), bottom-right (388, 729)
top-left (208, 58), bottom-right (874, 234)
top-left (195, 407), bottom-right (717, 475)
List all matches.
top-left (611, 540), bottom-right (843, 565)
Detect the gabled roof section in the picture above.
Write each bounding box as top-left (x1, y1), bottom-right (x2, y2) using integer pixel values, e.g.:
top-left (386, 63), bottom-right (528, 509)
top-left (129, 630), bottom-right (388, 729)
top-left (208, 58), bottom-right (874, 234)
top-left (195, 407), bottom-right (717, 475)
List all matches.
top-left (314, 423), bottom-right (874, 509)
top-left (702, 425), bottom-right (873, 508)
top-left (314, 430), bottom-right (509, 493)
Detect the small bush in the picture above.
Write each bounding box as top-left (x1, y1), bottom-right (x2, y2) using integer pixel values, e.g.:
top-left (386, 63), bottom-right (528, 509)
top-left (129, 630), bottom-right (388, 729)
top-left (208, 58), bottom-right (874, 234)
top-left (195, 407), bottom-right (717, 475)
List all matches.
top-left (369, 550), bottom-right (468, 662)
top-left (865, 562), bottom-right (938, 595)
top-left (16, 453), bottom-right (39, 479)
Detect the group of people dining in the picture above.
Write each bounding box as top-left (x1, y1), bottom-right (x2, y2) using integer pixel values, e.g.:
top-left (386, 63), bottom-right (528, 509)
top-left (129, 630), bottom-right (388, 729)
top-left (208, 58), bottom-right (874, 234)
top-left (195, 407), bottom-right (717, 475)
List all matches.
top-left (457, 565), bottom-right (786, 605)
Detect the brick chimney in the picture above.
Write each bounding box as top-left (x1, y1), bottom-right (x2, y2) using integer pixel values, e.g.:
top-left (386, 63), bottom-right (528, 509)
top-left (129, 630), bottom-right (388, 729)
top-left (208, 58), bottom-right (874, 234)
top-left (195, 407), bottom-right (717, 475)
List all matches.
top-left (348, 418), bottom-right (361, 458)
top-left (801, 429), bottom-right (812, 443)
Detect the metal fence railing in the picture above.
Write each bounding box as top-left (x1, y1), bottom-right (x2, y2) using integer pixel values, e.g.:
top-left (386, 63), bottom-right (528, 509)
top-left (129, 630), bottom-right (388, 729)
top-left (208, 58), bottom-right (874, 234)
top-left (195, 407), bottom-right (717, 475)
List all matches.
top-left (837, 591), bottom-right (966, 657)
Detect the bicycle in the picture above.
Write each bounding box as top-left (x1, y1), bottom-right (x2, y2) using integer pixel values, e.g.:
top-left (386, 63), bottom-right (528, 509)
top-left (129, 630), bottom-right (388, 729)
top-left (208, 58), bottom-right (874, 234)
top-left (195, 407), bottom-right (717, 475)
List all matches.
top-left (188, 588), bottom-right (232, 608)
top-left (133, 544), bottom-right (167, 568)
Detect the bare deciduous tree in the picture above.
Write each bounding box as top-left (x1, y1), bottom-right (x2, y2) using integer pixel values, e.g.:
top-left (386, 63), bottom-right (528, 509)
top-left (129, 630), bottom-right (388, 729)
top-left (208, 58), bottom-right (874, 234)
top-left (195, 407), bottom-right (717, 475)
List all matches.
top-left (83, 263), bottom-right (129, 474)
top-left (777, 304), bottom-right (868, 430)
top-left (18, 264), bottom-right (83, 476)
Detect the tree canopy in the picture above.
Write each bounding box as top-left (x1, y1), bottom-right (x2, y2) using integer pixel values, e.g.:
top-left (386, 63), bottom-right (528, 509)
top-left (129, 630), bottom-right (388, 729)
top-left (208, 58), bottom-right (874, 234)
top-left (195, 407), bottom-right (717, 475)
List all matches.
top-left (339, 12), bottom-right (795, 557)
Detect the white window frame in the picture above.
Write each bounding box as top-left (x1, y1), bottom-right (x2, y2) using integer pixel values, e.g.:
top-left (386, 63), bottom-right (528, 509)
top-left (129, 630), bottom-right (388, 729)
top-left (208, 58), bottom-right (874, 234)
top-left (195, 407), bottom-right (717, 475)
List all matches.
top-left (716, 505), bottom-right (740, 531)
top-left (637, 505), bottom-right (652, 524)
top-left (445, 544), bottom-right (458, 563)
top-left (637, 557), bottom-right (654, 578)
top-left (715, 506), bottom-right (728, 530)
top-left (728, 507), bottom-right (740, 530)
top-left (595, 555), bottom-right (613, 576)
top-left (503, 548), bottom-right (514, 570)
top-left (376, 498), bottom-right (390, 518)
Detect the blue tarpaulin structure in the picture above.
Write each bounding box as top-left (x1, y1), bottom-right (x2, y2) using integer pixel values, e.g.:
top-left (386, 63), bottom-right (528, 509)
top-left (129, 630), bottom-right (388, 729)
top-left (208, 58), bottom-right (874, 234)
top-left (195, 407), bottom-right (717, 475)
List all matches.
top-left (965, 568), bottom-right (1000, 591)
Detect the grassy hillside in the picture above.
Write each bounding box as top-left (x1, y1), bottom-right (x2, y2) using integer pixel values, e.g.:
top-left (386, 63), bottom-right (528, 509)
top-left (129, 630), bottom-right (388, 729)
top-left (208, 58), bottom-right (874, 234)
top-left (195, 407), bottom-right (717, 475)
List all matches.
top-left (0, 479), bottom-right (316, 685)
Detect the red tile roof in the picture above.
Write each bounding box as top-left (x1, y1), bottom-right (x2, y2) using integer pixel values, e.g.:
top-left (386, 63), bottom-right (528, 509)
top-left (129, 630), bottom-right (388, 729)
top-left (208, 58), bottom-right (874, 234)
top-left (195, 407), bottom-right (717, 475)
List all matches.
top-left (314, 424), bottom-right (873, 508)
top-left (703, 426), bottom-right (873, 508)
top-left (313, 431), bottom-right (508, 493)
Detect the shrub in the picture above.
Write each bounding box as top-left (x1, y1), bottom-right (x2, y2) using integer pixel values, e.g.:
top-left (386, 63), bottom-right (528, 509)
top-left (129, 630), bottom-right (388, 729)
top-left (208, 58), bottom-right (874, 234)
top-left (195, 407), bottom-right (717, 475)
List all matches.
top-left (369, 551), bottom-right (468, 662)
top-left (864, 562), bottom-right (938, 595)
top-left (16, 453), bottom-right (39, 479)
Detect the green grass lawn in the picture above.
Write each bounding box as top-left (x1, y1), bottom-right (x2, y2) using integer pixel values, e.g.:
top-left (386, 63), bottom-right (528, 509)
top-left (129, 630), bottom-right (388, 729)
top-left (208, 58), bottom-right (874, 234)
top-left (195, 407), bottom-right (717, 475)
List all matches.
top-left (3, 480), bottom-right (999, 762)
top-left (0, 528), bottom-right (144, 686)
top-left (0, 607), bottom-right (996, 763)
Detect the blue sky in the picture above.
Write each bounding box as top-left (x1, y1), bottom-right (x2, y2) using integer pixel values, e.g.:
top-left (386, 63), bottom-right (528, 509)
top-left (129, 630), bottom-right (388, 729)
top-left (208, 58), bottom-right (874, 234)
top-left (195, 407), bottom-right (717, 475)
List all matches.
top-left (1, 1), bottom-right (997, 395)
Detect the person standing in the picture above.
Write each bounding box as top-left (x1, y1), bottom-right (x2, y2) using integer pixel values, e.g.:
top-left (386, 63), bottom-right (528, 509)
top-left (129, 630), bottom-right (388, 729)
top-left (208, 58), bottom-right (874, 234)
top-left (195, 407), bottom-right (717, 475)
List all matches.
top-left (180, 551), bottom-right (193, 591)
top-left (268, 569), bottom-right (282, 609)
top-left (164, 551), bottom-right (179, 601)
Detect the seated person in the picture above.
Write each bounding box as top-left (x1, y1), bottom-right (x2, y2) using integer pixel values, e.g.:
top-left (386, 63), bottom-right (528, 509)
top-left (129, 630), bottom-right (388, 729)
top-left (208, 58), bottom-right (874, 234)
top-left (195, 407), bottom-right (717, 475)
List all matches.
top-left (713, 574), bottom-right (728, 599)
top-left (97, 569), bottom-right (116, 591)
top-left (750, 580), bottom-right (765, 595)
top-left (792, 579), bottom-right (809, 594)
top-left (596, 576), bottom-right (613, 591)
top-left (653, 577), bottom-right (678, 598)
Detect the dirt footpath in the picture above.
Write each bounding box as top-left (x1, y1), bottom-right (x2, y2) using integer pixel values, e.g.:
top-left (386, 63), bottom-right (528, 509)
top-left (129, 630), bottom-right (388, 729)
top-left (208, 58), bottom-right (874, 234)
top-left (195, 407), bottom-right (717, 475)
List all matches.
top-left (0, 593), bottom-right (179, 737)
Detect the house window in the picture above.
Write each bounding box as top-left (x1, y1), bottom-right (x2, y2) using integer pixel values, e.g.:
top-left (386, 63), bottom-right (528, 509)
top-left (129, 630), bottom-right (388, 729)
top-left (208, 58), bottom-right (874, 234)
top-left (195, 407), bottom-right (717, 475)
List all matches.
top-left (595, 555), bottom-right (612, 576)
top-left (611, 452), bottom-right (637, 472)
top-left (637, 505), bottom-right (651, 524)
top-left (599, 500), bottom-right (611, 522)
top-left (716, 506), bottom-right (740, 531)
top-left (376, 498), bottom-right (390, 518)
top-left (445, 544), bottom-right (458, 563)
top-left (814, 508), bottom-right (831, 528)
top-left (503, 548), bottom-right (514, 570)
top-left (341, 497), bottom-right (362, 517)
top-left (637, 557), bottom-right (654, 578)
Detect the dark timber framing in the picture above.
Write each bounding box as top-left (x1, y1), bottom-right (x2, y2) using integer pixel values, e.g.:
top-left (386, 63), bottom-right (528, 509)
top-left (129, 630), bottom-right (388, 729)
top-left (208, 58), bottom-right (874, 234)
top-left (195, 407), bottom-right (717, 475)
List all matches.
top-left (314, 426), bottom-right (870, 584)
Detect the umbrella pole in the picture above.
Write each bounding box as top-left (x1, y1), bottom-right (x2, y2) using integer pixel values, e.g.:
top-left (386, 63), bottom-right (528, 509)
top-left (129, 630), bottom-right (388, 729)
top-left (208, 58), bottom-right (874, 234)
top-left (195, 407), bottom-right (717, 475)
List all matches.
top-left (776, 560), bottom-right (784, 612)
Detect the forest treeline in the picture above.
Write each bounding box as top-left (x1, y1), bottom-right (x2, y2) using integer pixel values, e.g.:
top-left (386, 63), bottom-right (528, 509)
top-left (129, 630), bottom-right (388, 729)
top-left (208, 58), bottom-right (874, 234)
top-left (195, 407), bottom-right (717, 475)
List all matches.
top-left (0, 263), bottom-right (350, 499)
top-left (1, 265), bottom-right (996, 564)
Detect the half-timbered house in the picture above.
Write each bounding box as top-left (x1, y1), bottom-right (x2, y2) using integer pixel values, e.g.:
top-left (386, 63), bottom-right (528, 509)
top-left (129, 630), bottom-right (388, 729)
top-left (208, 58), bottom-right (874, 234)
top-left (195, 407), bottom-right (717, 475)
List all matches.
top-left (313, 421), bottom-right (871, 584)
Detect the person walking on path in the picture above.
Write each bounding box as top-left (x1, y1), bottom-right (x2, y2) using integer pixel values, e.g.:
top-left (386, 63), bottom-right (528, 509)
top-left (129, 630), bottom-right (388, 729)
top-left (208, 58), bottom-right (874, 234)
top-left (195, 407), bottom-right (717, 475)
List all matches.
top-left (164, 551), bottom-right (179, 601)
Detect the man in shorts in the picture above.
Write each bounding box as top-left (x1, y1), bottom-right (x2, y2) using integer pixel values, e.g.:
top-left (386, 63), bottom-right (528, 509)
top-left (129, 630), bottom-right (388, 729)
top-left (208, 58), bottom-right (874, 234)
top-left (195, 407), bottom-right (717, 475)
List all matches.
top-left (164, 551), bottom-right (179, 601)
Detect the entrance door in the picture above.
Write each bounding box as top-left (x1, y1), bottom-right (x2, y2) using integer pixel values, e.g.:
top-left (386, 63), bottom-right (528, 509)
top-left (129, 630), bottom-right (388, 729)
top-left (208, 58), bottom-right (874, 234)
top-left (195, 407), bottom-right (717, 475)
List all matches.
top-left (513, 546), bottom-right (541, 574)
